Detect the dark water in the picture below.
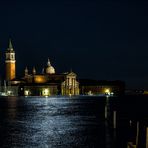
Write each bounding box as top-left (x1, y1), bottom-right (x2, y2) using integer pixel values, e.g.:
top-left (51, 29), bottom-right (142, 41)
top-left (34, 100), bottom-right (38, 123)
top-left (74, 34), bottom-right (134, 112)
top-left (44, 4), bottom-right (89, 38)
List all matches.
top-left (0, 95), bottom-right (147, 148)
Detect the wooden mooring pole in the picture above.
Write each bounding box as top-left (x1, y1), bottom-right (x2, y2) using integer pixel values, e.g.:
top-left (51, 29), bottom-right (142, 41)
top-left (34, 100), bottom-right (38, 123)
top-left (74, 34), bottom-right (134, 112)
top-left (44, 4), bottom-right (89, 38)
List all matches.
top-left (113, 111), bottom-right (116, 129)
top-left (146, 127), bottom-right (148, 148)
top-left (136, 121), bottom-right (139, 148)
top-left (105, 105), bottom-right (107, 119)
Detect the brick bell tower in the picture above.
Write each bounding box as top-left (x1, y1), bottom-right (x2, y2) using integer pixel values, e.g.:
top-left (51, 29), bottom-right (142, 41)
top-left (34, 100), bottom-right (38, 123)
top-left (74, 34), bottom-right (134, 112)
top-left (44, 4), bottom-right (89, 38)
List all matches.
top-left (5, 39), bottom-right (16, 81)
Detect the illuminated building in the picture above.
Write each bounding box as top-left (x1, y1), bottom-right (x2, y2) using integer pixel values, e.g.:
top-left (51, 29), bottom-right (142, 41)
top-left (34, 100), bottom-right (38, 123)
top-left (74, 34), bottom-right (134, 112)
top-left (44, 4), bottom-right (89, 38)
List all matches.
top-left (5, 39), bottom-right (16, 81)
top-left (79, 79), bottom-right (125, 96)
top-left (9, 55), bottom-right (79, 96)
top-left (3, 40), bottom-right (124, 96)
top-left (3, 40), bottom-right (79, 96)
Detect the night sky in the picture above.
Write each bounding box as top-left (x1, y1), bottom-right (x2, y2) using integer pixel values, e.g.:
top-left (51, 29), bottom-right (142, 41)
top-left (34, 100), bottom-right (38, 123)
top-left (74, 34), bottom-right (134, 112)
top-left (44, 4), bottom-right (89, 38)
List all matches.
top-left (0, 0), bottom-right (148, 89)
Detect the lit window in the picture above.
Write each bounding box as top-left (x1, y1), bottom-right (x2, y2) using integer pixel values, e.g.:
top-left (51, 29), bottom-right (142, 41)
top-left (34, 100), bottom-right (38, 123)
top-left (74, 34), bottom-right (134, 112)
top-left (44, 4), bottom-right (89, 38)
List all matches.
top-left (24, 90), bottom-right (30, 96)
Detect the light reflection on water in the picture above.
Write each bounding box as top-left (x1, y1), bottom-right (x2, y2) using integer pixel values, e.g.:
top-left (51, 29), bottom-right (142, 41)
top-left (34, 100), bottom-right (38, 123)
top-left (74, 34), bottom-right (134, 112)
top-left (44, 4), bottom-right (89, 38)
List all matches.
top-left (0, 96), bottom-right (105, 148)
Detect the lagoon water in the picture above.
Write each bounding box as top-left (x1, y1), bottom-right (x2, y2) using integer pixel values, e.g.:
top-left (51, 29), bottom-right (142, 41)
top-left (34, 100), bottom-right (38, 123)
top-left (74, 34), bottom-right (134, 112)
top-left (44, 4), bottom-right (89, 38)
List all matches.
top-left (0, 95), bottom-right (147, 148)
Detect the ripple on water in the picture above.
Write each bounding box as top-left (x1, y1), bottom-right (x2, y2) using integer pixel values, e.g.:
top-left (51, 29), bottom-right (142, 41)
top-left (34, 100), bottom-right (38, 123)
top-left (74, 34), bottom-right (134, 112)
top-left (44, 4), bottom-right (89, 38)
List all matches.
top-left (0, 96), bottom-right (105, 148)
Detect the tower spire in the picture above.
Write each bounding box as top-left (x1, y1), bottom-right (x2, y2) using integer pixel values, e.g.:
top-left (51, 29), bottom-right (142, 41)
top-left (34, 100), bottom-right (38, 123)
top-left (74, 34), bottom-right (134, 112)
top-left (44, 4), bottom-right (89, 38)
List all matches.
top-left (5, 39), bottom-right (16, 80)
top-left (32, 67), bottom-right (36, 75)
top-left (25, 67), bottom-right (28, 76)
top-left (8, 39), bottom-right (13, 50)
top-left (47, 58), bottom-right (51, 66)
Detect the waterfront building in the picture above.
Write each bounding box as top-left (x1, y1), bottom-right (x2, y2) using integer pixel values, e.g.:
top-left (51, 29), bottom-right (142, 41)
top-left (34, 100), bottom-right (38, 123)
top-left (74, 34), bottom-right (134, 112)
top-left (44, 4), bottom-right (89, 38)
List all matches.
top-left (5, 40), bottom-right (79, 96)
top-left (3, 39), bottom-right (124, 96)
top-left (79, 79), bottom-right (125, 96)
top-left (17, 62), bottom-right (79, 96)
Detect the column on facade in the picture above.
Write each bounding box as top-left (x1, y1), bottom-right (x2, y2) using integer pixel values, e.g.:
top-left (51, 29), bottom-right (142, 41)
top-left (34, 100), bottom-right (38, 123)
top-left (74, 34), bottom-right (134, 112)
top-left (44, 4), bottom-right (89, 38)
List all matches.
top-left (71, 78), bottom-right (73, 95)
top-left (65, 79), bottom-right (67, 95)
top-left (68, 78), bottom-right (70, 95)
top-left (74, 78), bottom-right (76, 95)
top-left (72, 78), bottom-right (74, 95)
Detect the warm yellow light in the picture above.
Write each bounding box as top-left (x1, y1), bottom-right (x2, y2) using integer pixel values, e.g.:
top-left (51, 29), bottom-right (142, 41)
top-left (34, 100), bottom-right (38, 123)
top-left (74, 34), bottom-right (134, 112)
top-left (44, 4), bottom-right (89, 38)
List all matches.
top-left (24, 90), bottom-right (30, 96)
top-left (42, 88), bottom-right (50, 96)
top-left (104, 88), bottom-right (110, 94)
top-left (34, 75), bottom-right (47, 83)
top-left (44, 89), bottom-right (48, 94)
top-left (7, 90), bottom-right (12, 95)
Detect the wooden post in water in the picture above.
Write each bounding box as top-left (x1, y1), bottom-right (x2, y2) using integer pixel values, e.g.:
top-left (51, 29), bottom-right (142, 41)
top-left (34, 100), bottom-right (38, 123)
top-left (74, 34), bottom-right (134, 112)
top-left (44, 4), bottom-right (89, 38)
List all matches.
top-left (146, 127), bottom-right (148, 148)
top-left (105, 105), bottom-right (107, 119)
top-left (127, 120), bottom-right (137, 148)
top-left (105, 96), bottom-right (109, 119)
top-left (113, 111), bottom-right (116, 129)
top-left (136, 121), bottom-right (139, 148)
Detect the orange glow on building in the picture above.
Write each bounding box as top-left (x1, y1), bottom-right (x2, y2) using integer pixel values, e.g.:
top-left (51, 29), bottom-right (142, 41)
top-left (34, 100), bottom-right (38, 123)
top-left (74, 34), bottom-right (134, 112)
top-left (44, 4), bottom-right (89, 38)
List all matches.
top-left (34, 75), bottom-right (47, 83)
top-left (6, 62), bottom-right (16, 80)
top-left (5, 39), bottom-right (16, 81)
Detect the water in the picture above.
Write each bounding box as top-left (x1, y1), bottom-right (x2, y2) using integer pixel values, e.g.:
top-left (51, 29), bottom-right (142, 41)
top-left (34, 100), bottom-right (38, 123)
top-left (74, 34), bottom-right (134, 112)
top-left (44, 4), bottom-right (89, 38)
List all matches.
top-left (0, 95), bottom-right (147, 147)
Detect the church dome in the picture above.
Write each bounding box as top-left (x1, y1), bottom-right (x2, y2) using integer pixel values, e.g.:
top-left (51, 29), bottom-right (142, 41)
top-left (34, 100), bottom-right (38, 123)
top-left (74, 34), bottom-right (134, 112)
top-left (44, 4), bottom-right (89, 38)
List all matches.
top-left (46, 59), bottom-right (55, 74)
top-left (46, 66), bottom-right (55, 74)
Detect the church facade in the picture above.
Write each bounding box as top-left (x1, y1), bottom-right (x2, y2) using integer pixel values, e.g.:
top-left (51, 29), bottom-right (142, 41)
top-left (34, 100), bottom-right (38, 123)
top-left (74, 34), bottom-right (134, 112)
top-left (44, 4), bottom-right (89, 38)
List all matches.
top-left (5, 40), bottom-right (79, 96)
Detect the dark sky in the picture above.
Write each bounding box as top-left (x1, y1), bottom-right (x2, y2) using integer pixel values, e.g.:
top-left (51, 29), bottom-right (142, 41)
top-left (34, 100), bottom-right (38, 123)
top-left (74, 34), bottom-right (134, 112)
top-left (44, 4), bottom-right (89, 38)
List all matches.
top-left (0, 0), bottom-right (148, 89)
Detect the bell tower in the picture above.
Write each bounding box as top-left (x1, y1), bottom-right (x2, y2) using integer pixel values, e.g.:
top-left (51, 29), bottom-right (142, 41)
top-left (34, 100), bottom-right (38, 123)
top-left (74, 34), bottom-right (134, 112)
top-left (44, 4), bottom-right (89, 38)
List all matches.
top-left (5, 39), bottom-right (16, 80)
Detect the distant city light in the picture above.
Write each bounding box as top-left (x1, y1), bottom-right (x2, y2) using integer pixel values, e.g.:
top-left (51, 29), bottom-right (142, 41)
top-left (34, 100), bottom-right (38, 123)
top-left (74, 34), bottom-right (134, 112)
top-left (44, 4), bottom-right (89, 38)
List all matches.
top-left (105, 88), bottom-right (110, 95)
top-left (104, 88), bottom-right (114, 96)
top-left (24, 90), bottom-right (30, 96)
top-left (42, 88), bottom-right (50, 96)
top-left (7, 90), bottom-right (12, 95)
